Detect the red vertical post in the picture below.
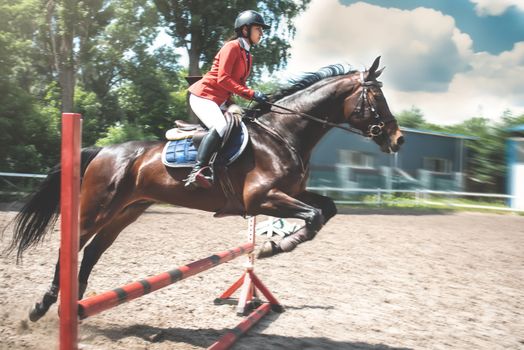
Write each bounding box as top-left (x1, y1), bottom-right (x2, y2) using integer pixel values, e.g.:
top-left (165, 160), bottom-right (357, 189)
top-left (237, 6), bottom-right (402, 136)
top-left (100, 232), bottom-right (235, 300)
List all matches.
top-left (60, 113), bottom-right (82, 350)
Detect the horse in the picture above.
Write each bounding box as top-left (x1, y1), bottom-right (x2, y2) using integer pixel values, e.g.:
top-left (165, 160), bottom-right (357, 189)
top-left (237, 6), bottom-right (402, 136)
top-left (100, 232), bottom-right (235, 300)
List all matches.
top-left (5, 56), bottom-right (404, 322)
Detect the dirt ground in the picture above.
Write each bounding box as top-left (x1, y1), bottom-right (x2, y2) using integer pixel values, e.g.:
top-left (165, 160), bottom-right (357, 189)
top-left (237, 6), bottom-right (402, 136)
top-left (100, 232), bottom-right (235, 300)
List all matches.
top-left (0, 205), bottom-right (523, 350)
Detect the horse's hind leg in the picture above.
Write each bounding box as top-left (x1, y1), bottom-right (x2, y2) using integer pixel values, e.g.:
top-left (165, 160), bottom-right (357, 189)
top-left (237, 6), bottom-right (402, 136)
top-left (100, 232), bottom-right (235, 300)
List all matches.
top-left (29, 235), bottom-right (92, 322)
top-left (77, 201), bottom-right (152, 299)
top-left (28, 201), bottom-right (151, 321)
top-left (29, 258), bottom-right (60, 322)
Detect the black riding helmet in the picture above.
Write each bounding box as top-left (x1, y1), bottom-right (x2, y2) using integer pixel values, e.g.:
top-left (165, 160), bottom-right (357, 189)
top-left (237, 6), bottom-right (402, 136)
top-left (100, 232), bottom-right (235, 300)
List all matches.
top-left (234, 10), bottom-right (270, 31)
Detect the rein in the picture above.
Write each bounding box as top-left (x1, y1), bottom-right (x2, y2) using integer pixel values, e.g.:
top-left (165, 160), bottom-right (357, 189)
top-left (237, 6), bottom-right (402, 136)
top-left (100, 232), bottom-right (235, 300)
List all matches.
top-left (261, 74), bottom-right (395, 139)
top-left (266, 101), bottom-right (365, 135)
top-left (251, 118), bottom-right (307, 174)
top-left (246, 72), bottom-right (397, 172)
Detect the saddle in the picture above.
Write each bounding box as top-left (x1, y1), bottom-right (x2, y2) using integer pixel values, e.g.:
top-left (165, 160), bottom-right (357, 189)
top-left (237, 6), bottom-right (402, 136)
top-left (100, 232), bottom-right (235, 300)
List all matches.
top-left (165, 104), bottom-right (244, 148)
top-left (162, 105), bottom-right (249, 217)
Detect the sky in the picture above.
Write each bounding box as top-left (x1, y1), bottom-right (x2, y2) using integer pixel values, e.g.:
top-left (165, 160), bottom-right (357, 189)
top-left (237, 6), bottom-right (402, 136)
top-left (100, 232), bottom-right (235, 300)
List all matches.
top-left (282, 0), bottom-right (524, 125)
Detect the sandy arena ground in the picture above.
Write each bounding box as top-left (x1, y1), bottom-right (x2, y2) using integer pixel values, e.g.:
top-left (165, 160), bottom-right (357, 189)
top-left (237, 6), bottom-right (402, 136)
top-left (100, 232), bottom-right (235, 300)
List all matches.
top-left (0, 205), bottom-right (523, 350)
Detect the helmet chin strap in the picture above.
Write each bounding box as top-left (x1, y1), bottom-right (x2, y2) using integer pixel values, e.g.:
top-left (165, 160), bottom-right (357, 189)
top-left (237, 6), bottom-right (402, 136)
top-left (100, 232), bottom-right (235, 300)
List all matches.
top-left (246, 25), bottom-right (254, 45)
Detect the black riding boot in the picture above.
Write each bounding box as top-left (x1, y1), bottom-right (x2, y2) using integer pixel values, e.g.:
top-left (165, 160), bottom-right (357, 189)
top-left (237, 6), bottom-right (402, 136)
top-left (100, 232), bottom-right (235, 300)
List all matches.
top-left (184, 128), bottom-right (223, 189)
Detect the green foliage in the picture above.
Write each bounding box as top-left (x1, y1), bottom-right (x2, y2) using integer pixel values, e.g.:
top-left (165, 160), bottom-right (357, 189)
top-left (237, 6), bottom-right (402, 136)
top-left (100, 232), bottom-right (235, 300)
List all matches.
top-left (95, 121), bottom-right (156, 146)
top-left (154, 0), bottom-right (311, 78)
top-left (0, 82), bottom-right (61, 172)
top-left (74, 86), bottom-right (107, 147)
top-left (396, 107), bottom-right (426, 128)
top-left (116, 46), bottom-right (183, 138)
top-left (396, 106), bottom-right (445, 132)
top-left (233, 77), bottom-right (282, 108)
top-left (1, 0), bottom-right (311, 173)
top-left (442, 111), bottom-right (524, 193)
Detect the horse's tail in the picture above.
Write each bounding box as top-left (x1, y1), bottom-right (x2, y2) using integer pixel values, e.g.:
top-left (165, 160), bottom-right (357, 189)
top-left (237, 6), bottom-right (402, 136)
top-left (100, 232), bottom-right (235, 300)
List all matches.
top-left (5, 147), bottom-right (102, 261)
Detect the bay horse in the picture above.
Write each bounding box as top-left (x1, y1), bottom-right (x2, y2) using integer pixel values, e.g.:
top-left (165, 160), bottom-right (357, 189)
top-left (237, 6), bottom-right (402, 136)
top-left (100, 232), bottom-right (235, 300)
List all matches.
top-left (6, 56), bottom-right (404, 321)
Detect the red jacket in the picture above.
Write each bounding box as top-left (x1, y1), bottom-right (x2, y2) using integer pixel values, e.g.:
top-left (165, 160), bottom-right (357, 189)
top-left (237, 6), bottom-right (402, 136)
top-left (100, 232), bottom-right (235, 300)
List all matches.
top-left (189, 39), bottom-right (255, 104)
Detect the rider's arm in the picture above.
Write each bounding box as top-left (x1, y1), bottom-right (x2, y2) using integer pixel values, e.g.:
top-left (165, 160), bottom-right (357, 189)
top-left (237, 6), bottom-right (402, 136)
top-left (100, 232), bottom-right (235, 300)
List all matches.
top-left (217, 43), bottom-right (255, 100)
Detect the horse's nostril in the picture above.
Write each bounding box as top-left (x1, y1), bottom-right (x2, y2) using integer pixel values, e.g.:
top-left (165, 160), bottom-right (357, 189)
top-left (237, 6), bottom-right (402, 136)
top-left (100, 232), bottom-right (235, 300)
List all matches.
top-left (397, 136), bottom-right (405, 146)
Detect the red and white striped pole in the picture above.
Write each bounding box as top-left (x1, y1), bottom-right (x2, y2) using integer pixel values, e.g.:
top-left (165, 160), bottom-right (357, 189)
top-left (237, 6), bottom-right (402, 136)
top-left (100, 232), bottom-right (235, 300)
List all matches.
top-left (78, 242), bottom-right (254, 318)
top-left (207, 303), bottom-right (271, 350)
top-left (60, 113), bottom-right (82, 350)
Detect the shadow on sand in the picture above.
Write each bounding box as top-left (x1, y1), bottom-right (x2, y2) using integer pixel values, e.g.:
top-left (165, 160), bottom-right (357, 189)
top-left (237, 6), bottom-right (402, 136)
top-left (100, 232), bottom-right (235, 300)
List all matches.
top-left (0, 200), bottom-right (456, 217)
top-left (336, 206), bottom-right (453, 216)
top-left (82, 319), bottom-right (413, 350)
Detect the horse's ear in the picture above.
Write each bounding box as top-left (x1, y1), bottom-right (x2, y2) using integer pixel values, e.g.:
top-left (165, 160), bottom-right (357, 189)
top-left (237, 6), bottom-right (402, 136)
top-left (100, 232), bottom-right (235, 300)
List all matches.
top-left (367, 56), bottom-right (381, 80)
top-left (374, 66), bottom-right (386, 78)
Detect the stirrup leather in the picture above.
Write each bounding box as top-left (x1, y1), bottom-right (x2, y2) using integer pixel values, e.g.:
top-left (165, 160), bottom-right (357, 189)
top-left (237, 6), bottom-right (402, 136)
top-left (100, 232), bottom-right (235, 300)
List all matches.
top-left (185, 166), bottom-right (214, 189)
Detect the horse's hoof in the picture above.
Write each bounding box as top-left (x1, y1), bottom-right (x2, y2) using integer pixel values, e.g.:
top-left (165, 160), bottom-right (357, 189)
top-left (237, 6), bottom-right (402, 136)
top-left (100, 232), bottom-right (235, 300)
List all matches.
top-left (256, 241), bottom-right (281, 259)
top-left (29, 304), bottom-right (45, 322)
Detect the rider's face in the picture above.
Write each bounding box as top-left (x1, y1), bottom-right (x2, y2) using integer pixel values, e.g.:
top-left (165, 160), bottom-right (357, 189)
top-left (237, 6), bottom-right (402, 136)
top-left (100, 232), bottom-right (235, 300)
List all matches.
top-left (248, 25), bottom-right (263, 44)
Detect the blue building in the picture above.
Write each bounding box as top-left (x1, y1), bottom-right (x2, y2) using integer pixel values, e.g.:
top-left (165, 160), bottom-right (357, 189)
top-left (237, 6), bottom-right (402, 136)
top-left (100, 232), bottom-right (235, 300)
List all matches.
top-left (309, 127), bottom-right (476, 190)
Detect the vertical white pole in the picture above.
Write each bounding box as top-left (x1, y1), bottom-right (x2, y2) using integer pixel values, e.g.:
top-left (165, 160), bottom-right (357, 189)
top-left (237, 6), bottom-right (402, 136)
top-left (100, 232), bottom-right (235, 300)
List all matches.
top-left (246, 216), bottom-right (256, 268)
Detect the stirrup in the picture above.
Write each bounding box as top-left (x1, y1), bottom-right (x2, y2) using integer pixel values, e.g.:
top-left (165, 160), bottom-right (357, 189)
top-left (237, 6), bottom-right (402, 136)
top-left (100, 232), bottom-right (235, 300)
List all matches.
top-left (184, 166), bottom-right (213, 189)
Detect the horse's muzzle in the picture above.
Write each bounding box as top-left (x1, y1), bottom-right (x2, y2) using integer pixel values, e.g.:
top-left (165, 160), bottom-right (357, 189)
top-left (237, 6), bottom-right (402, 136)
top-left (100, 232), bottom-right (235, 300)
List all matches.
top-left (390, 135), bottom-right (404, 152)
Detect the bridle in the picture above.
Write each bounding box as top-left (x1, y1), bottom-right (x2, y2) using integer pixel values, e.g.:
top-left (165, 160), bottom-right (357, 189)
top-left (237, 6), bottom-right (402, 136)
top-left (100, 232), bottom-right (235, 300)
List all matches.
top-left (246, 72), bottom-right (397, 174)
top-left (350, 71), bottom-right (396, 138)
top-left (261, 71), bottom-right (396, 139)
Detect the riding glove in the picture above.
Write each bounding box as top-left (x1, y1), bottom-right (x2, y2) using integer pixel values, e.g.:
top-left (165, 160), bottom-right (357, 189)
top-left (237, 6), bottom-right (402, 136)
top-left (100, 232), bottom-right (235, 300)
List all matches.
top-left (253, 91), bottom-right (269, 103)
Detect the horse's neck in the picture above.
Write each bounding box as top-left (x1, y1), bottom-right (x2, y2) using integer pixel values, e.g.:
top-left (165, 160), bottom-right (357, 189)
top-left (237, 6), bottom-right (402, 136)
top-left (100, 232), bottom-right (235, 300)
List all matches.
top-left (268, 87), bottom-right (341, 161)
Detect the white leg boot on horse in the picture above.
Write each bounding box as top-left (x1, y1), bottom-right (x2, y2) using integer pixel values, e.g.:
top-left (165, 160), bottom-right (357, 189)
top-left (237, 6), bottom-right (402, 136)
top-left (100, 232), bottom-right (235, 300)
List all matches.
top-left (256, 191), bottom-right (337, 259)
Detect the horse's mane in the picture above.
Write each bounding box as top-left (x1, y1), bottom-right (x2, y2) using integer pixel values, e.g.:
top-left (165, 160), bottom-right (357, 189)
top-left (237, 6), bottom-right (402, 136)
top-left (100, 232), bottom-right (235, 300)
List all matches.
top-left (253, 64), bottom-right (356, 113)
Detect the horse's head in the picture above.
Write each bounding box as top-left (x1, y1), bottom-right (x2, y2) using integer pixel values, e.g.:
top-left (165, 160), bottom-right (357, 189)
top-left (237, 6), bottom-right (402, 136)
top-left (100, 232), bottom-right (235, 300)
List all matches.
top-left (342, 57), bottom-right (404, 153)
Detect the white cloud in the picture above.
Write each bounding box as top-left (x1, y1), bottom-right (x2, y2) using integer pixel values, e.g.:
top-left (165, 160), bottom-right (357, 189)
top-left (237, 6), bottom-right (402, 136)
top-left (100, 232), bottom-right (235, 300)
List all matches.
top-left (396, 42), bottom-right (524, 122)
top-left (469, 0), bottom-right (524, 16)
top-left (287, 0), bottom-right (468, 92)
top-left (284, 0), bottom-right (524, 124)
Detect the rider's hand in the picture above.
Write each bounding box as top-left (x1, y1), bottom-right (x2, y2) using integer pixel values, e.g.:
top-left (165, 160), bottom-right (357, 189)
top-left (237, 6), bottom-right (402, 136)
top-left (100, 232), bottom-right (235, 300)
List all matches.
top-left (253, 91), bottom-right (269, 104)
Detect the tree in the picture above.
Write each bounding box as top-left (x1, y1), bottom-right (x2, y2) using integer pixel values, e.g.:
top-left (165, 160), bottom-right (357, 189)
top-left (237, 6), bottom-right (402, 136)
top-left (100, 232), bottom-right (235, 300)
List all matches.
top-left (0, 0), bottom-right (185, 173)
top-left (34, 0), bottom-right (79, 112)
top-left (36, 0), bottom-right (160, 113)
top-left (396, 107), bottom-right (427, 129)
top-left (0, 0), bottom-right (61, 172)
top-left (73, 0), bottom-right (174, 142)
top-left (153, 0), bottom-right (311, 77)
top-left (435, 111), bottom-right (524, 193)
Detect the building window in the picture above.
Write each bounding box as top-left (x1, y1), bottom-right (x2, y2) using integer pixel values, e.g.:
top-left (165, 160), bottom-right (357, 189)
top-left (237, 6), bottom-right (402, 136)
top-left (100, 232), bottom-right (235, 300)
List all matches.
top-left (339, 150), bottom-right (374, 168)
top-left (423, 157), bottom-right (452, 173)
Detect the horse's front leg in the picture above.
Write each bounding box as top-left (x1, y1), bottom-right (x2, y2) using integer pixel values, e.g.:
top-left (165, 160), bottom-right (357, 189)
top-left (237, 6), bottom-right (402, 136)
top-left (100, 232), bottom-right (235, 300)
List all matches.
top-left (275, 191), bottom-right (337, 253)
top-left (251, 189), bottom-right (334, 258)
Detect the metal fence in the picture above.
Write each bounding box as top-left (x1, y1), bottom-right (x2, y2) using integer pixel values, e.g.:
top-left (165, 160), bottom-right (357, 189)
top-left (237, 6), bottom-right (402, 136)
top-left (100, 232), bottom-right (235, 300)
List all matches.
top-left (1, 173), bottom-right (521, 213)
top-left (0, 172), bottom-right (47, 197)
top-left (307, 187), bottom-right (522, 212)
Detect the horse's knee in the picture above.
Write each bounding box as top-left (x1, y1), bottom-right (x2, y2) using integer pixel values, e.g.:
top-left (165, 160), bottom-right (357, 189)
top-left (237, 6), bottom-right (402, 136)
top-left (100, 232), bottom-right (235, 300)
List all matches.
top-left (307, 208), bottom-right (324, 232)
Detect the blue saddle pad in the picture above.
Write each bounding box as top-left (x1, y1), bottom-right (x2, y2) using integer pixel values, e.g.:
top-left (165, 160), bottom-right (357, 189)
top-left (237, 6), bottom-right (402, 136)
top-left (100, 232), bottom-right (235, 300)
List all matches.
top-left (162, 122), bottom-right (249, 168)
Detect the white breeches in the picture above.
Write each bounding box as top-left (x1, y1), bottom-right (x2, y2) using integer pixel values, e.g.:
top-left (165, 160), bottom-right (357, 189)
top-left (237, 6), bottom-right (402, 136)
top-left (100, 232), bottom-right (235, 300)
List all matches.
top-left (189, 94), bottom-right (228, 137)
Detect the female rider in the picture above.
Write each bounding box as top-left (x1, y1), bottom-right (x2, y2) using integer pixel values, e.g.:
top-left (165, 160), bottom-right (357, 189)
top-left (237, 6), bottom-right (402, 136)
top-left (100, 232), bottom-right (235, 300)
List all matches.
top-left (185, 10), bottom-right (270, 189)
